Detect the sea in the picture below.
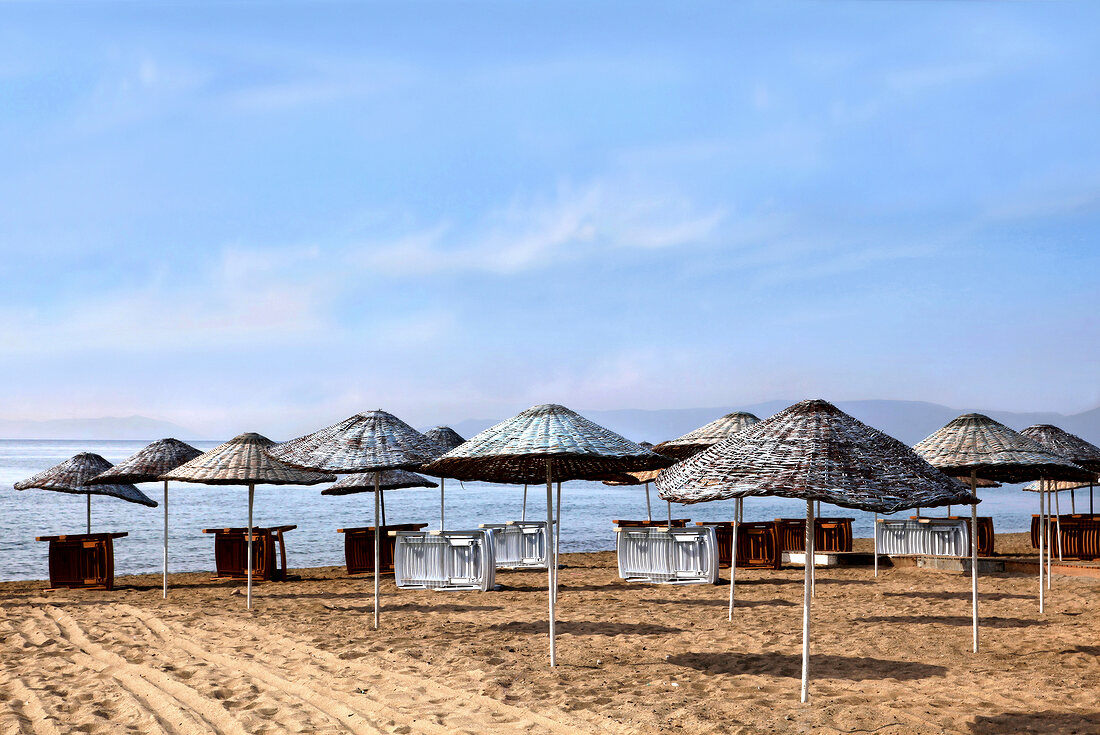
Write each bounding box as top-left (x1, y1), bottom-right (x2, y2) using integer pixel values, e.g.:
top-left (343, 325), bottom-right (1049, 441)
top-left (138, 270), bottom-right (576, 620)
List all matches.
top-left (0, 439), bottom-right (1085, 582)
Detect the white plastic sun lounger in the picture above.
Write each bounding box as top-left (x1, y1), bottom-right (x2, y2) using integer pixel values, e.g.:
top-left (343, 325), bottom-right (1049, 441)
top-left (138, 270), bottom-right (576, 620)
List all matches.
top-left (616, 525), bottom-right (719, 585)
top-left (875, 518), bottom-right (969, 556)
top-left (478, 521), bottom-right (550, 569)
top-left (392, 529), bottom-right (496, 591)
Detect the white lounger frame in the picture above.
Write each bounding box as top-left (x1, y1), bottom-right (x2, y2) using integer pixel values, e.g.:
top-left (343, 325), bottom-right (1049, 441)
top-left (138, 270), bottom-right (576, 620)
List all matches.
top-left (392, 529), bottom-right (496, 591)
top-left (616, 525), bottom-right (719, 585)
top-left (875, 518), bottom-right (970, 557)
top-left (479, 521), bottom-right (550, 569)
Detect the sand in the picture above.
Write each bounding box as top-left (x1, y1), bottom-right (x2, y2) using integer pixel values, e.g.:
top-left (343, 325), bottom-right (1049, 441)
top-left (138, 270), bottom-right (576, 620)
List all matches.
top-left (1, 532), bottom-right (1097, 735)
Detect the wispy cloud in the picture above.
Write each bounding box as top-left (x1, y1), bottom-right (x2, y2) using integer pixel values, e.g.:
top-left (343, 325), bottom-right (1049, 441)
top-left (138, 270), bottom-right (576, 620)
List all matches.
top-left (348, 181), bottom-right (726, 276)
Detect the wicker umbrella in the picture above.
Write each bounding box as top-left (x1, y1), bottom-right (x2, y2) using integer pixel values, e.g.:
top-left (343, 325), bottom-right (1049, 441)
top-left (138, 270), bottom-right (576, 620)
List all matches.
top-left (914, 413), bottom-right (1091, 619)
top-left (652, 411), bottom-right (764, 617)
top-left (422, 426), bottom-right (466, 531)
top-left (266, 410), bottom-right (444, 628)
top-left (87, 438), bottom-right (202, 598)
top-left (1020, 424), bottom-right (1100, 520)
top-left (14, 453), bottom-right (157, 535)
top-left (652, 411), bottom-right (760, 460)
top-left (657, 399), bottom-right (975, 703)
top-left (423, 403), bottom-right (673, 667)
top-left (322, 469), bottom-right (438, 495)
top-left (160, 433), bottom-right (333, 609)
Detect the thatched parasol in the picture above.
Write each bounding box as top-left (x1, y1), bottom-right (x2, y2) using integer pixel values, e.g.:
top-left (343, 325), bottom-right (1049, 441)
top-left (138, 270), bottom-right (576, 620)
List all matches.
top-left (88, 438), bottom-right (202, 598)
top-left (322, 469), bottom-right (438, 496)
top-left (652, 411), bottom-right (760, 460)
top-left (421, 426), bottom-right (466, 531)
top-left (266, 410), bottom-right (444, 628)
top-left (423, 403), bottom-right (673, 667)
top-left (15, 453), bottom-right (157, 533)
top-left (1019, 424), bottom-right (1100, 515)
top-left (657, 399), bottom-right (974, 703)
top-left (160, 433), bottom-right (333, 609)
top-left (914, 413), bottom-right (1090, 620)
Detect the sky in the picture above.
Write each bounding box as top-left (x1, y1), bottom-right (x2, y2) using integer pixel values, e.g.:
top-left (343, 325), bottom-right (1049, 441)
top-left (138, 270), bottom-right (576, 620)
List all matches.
top-left (1, 1), bottom-right (1099, 438)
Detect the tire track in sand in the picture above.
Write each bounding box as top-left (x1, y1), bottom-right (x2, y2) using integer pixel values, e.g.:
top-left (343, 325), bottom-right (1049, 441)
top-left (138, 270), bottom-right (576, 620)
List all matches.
top-left (0, 674), bottom-right (65, 735)
top-left (117, 606), bottom-right (389, 735)
top-left (118, 604), bottom-right (626, 735)
top-left (35, 606), bottom-right (248, 735)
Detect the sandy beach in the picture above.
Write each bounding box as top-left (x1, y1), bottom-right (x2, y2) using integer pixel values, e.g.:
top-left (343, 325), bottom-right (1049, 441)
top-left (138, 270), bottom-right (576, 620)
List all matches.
top-left (0, 533), bottom-right (1097, 735)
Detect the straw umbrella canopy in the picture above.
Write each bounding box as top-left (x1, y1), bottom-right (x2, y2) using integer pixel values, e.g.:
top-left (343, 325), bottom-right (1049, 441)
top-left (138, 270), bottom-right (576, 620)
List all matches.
top-left (88, 438), bottom-right (202, 598)
top-left (657, 399), bottom-right (975, 703)
top-left (422, 426), bottom-right (466, 530)
top-left (423, 403), bottom-right (673, 667)
top-left (1019, 424), bottom-right (1100, 514)
top-left (265, 410), bottom-right (444, 628)
top-left (913, 413), bottom-right (1091, 624)
top-left (322, 469), bottom-right (438, 496)
top-left (160, 433), bottom-right (334, 609)
top-left (15, 453), bottom-right (157, 534)
top-left (652, 411), bottom-right (760, 460)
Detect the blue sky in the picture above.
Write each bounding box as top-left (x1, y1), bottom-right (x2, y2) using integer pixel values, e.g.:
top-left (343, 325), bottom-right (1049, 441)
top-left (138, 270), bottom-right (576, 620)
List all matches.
top-left (2, 1), bottom-right (1099, 437)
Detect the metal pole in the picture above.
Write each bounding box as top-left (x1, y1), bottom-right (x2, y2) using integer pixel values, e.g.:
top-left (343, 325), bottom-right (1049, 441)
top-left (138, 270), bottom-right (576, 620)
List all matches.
top-left (728, 498), bottom-right (740, 620)
top-left (86, 492), bottom-right (91, 534)
top-left (247, 483), bottom-right (254, 610)
top-left (947, 505), bottom-right (952, 517)
top-left (439, 477), bottom-right (445, 531)
top-left (1091, 482), bottom-right (1094, 514)
top-left (873, 512), bottom-right (878, 578)
top-left (1054, 490), bottom-right (1063, 561)
top-left (380, 487), bottom-right (387, 528)
top-left (163, 480), bottom-right (169, 599)
top-left (645, 482), bottom-right (652, 523)
top-left (1046, 488), bottom-right (1053, 589)
top-left (1071, 488), bottom-right (1076, 514)
top-left (546, 460), bottom-right (556, 667)
top-left (374, 471), bottom-right (381, 629)
top-left (521, 484), bottom-right (527, 521)
top-left (667, 500), bottom-right (672, 528)
top-left (800, 499), bottom-right (814, 703)
top-left (970, 472), bottom-right (979, 653)
top-left (1038, 483), bottom-right (1045, 613)
top-left (554, 481), bottom-right (562, 604)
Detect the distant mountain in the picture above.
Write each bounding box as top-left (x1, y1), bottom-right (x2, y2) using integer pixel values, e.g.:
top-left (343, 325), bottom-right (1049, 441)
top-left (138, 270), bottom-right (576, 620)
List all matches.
top-left (0, 415), bottom-right (196, 441)
top-left (447, 400), bottom-right (1100, 448)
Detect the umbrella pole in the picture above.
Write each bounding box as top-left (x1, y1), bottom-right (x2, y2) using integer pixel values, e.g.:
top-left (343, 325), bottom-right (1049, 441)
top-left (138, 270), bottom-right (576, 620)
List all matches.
top-left (163, 480), bottom-right (169, 599)
top-left (1071, 488), bottom-right (1075, 514)
top-left (374, 471), bottom-right (381, 630)
top-left (380, 487), bottom-right (387, 528)
top-left (1054, 490), bottom-right (1063, 561)
top-left (1091, 482), bottom-right (1094, 514)
top-left (969, 472), bottom-right (979, 654)
top-left (247, 483), bottom-right (254, 610)
top-left (1046, 489), bottom-right (1053, 589)
top-left (522, 484), bottom-right (527, 521)
top-left (554, 481), bottom-right (562, 604)
top-left (800, 498), bottom-right (814, 703)
top-left (667, 500), bottom-right (672, 528)
top-left (873, 512), bottom-right (878, 578)
top-left (86, 492), bottom-right (91, 534)
top-left (645, 482), bottom-right (652, 523)
top-left (546, 461), bottom-right (556, 667)
top-left (1038, 484), bottom-right (1045, 612)
top-left (728, 498), bottom-right (740, 620)
top-left (440, 477), bottom-right (445, 531)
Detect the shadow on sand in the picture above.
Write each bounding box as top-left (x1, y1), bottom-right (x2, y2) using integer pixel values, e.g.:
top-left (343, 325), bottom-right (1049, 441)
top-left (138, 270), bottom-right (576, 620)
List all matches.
top-left (668, 651), bottom-right (947, 681)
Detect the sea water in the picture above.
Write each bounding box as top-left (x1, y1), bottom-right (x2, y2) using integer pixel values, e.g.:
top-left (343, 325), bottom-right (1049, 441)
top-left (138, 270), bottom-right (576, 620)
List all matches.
top-left (0, 439), bottom-right (1082, 582)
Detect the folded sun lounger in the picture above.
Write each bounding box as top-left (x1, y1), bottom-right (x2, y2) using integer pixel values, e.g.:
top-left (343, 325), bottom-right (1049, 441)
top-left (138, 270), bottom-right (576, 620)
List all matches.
top-left (478, 521), bottom-right (549, 569)
top-left (392, 529), bottom-right (496, 591)
top-left (616, 525), bottom-right (719, 585)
